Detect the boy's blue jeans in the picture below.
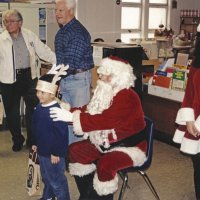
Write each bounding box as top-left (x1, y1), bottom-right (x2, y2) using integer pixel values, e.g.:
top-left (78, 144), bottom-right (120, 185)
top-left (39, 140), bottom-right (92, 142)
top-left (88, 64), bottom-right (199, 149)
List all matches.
top-left (39, 156), bottom-right (70, 200)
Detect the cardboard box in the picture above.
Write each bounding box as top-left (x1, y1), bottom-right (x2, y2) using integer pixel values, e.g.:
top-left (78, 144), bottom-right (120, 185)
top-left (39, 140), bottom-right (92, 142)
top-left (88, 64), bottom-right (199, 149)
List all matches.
top-left (171, 70), bottom-right (186, 91)
top-left (154, 75), bottom-right (171, 88)
top-left (142, 59), bottom-right (160, 71)
top-left (148, 84), bottom-right (185, 102)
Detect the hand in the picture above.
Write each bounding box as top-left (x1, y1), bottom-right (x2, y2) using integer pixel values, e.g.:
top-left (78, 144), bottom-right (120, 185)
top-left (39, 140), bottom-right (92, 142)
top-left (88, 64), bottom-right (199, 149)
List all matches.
top-left (50, 107), bottom-right (73, 122)
top-left (51, 155), bottom-right (60, 164)
top-left (186, 121), bottom-right (200, 137)
top-left (32, 145), bottom-right (37, 152)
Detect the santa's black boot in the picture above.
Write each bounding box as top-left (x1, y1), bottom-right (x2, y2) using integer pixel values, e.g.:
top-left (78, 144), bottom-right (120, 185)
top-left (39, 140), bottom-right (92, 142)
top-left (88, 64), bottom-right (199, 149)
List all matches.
top-left (89, 188), bottom-right (114, 200)
top-left (74, 173), bottom-right (94, 200)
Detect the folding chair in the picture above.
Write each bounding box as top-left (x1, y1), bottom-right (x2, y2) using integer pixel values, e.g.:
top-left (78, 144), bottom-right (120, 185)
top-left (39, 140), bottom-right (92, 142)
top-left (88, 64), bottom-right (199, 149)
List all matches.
top-left (118, 116), bottom-right (160, 200)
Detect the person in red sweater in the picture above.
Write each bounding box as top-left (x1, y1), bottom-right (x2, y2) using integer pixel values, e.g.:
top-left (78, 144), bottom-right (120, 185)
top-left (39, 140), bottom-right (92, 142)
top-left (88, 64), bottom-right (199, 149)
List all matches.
top-left (50, 56), bottom-right (147, 200)
top-left (173, 26), bottom-right (200, 200)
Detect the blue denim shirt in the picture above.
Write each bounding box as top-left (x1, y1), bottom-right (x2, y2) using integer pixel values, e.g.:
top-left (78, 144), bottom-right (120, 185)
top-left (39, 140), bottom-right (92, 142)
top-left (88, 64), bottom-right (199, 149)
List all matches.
top-left (55, 17), bottom-right (94, 73)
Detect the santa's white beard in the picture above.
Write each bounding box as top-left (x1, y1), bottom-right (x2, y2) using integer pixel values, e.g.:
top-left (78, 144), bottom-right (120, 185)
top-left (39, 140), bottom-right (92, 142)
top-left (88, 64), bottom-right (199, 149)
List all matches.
top-left (87, 80), bottom-right (114, 115)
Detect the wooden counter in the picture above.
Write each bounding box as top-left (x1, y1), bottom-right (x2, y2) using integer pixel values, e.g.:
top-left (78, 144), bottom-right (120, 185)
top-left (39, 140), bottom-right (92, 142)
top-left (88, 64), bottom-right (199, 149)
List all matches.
top-left (142, 92), bottom-right (182, 145)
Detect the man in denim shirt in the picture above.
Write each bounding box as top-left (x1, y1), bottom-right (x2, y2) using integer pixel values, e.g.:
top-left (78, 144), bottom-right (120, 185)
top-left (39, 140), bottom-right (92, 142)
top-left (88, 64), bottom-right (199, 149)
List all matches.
top-left (55, 0), bottom-right (94, 144)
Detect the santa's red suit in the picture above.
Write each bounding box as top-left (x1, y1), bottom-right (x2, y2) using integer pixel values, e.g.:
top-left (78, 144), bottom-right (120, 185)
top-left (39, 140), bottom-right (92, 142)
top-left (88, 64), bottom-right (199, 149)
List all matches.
top-left (173, 66), bottom-right (200, 154)
top-left (68, 56), bottom-right (147, 199)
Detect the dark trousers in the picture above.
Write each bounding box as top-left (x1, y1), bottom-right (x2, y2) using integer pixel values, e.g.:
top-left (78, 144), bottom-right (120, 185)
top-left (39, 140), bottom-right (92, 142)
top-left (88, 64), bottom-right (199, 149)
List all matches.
top-left (0, 69), bottom-right (38, 145)
top-left (191, 153), bottom-right (200, 200)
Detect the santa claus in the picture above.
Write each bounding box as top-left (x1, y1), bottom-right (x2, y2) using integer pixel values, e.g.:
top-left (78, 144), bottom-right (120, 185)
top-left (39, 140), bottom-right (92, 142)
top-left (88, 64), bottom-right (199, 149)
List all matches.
top-left (50, 56), bottom-right (147, 200)
top-left (173, 26), bottom-right (200, 200)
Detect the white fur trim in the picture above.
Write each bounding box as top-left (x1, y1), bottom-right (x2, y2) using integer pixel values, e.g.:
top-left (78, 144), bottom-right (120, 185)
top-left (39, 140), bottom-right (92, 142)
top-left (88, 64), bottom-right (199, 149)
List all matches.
top-left (180, 137), bottom-right (200, 155)
top-left (173, 129), bottom-right (185, 144)
top-left (108, 147), bottom-right (146, 167)
top-left (194, 115), bottom-right (200, 132)
top-left (93, 172), bottom-right (118, 196)
top-left (89, 129), bottom-right (116, 149)
top-left (69, 163), bottom-right (96, 177)
top-left (175, 108), bottom-right (195, 125)
top-left (72, 110), bottom-right (84, 136)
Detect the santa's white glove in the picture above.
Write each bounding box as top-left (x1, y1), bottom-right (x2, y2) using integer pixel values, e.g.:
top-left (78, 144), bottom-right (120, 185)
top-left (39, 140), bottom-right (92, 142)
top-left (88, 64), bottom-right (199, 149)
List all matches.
top-left (50, 107), bottom-right (73, 122)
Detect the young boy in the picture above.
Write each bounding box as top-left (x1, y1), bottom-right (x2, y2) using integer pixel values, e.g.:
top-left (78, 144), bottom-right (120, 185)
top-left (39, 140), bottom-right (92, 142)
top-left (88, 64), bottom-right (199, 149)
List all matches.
top-left (32, 67), bottom-right (70, 200)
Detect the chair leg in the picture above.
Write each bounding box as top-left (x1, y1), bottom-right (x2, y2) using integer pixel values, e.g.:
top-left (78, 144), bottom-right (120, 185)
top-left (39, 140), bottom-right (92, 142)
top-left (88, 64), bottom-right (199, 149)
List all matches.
top-left (138, 170), bottom-right (160, 200)
top-left (118, 172), bottom-right (128, 200)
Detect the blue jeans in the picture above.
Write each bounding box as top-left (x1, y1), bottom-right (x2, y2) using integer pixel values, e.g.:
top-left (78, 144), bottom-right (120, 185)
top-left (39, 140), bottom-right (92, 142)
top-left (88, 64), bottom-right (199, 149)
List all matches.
top-left (60, 70), bottom-right (91, 144)
top-left (39, 156), bottom-right (70, 200)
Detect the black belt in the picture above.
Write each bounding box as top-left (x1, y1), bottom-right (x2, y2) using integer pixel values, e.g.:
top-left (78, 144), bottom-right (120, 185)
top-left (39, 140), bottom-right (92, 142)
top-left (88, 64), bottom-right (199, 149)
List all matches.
top-left (16, 68), bottom-right (31, 75)
top-left (68, 68), bottom-right (89, 75)
top-left (76, 68), bottom-right (89, 74)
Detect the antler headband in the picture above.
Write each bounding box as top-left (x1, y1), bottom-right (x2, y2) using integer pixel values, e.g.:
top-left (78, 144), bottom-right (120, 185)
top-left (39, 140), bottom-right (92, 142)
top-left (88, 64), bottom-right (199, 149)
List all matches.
top-left (36, 64), bottom-right (69, 95)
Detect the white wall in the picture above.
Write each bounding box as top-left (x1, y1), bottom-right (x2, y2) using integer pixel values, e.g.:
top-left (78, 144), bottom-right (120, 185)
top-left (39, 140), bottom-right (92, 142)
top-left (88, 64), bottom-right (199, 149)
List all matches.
top-left (77, 0), bottom-right (200, 42)
top-left (77, 0), bottom-right (121, 42)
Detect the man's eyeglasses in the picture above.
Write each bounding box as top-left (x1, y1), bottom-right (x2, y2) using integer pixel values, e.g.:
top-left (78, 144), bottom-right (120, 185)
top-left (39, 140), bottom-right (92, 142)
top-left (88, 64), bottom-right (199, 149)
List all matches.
top-left (4, 20), bottom-right (20, 24)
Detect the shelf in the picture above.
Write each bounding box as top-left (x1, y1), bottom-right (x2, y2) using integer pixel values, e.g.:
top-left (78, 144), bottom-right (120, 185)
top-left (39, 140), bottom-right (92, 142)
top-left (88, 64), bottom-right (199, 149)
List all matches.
top-left (180, 16), bottom-right (200, 19)
top-left (179, 15), bottom-right (199, 41)
top-left (181, 23), bottom-right (198, 25)
top-left (148, 84), bottom-right (184, 102)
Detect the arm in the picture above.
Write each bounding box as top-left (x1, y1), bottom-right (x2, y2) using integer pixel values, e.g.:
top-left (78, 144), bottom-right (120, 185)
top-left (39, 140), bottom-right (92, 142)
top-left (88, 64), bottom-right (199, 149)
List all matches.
top-left (51, 118), bottom-right (69, 159)
top-left (31, 31), bottom-right (56, 64)
top-left (182, 67), bottom-right (195, 108)
top-left (175, 67), bottom-right (195, 125)
top-left (73, 90), bottom-right (145, 139)
top-left (50, 90), bottom-right (145, 140)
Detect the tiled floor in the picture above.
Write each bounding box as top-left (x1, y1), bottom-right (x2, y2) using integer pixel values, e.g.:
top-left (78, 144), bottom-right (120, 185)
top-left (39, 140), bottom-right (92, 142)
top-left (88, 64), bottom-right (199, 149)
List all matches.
top-left (0, 130), bottom-right (196, 200)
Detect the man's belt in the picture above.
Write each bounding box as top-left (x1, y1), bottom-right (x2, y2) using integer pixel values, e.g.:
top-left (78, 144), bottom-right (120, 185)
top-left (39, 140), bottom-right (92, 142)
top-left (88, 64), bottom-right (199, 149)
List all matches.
top-left (76, 68), bottom-right (89, 74)
top-left (68, 68), bottom-right (90, 75)
top-left (16, 67), bottom-right (31, 75)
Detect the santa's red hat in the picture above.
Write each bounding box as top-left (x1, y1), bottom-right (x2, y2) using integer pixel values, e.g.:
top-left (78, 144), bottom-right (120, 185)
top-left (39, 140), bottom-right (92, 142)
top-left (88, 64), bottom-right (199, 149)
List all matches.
top-left (97, 56), bottom-right (136, 89)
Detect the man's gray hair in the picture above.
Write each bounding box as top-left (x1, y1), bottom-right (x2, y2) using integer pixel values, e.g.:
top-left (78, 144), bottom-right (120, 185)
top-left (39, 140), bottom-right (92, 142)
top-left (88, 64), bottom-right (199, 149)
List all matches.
top-left (2, 9), bottom-right (23, 22)
top-left (55, 0), bottom-right (76, 10)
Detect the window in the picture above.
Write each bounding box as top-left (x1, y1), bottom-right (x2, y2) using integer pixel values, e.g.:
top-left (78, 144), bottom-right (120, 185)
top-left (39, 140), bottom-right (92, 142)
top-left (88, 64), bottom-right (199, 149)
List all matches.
top-left (149, 0), bottom-right (167, 4)
top-left (122, 0), bottom-right (141, 3)
top-left (121, 0), bottom-right (142, 42)
top-left (121, 7), bottom-right (140, 29)
top-left (148, 8), bottom-right (166, 30)
top-left (121, 0), bottom-right (170, 42)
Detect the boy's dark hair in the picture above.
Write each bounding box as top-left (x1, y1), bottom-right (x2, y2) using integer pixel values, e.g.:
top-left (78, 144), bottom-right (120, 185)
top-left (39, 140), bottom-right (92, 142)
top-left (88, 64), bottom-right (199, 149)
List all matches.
top-left (39, 74), bottom-right (59, 85)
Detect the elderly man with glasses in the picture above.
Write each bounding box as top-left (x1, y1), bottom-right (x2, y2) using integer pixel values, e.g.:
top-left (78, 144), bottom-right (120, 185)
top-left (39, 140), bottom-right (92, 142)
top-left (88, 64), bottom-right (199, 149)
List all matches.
top-left (0, 9), bottom-right (56, 152)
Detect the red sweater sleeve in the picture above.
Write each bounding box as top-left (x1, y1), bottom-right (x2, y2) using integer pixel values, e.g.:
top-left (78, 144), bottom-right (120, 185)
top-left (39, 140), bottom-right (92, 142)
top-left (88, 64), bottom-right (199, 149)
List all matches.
top-left (181, 67), bottom-right (195, 108)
